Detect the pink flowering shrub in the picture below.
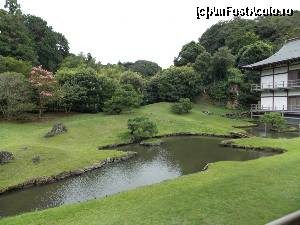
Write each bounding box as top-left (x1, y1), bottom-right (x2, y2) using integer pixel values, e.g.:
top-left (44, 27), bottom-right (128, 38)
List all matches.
top-left (29, 66), bottom-right (56, 117)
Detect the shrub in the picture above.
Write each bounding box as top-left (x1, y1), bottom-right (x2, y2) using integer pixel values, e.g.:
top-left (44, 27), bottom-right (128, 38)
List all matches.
top-left (61, 72), bottom-right (117, 113)
top-left (171, 98), bottom-right (193, 114)
top-left (103, 85), bottom-right (143, 114)
top-left (127, 117), bottom-right (158, 141)
top-left (120, 71), bottom-right (145, 92)
top-left (157, 66), bottom-right (202, 102)
top-left (0, 56), bottom-right (32, 75)
top-left (0, 72), bottom-right (34, 120)
top-left (260, 112), bottom-right (287, 131)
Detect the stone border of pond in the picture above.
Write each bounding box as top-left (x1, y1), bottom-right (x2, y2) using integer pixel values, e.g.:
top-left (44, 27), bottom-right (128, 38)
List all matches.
top-left (220, 140), bottom-right (286, 153)
top-left (0, 151), bottom-right (137, 195)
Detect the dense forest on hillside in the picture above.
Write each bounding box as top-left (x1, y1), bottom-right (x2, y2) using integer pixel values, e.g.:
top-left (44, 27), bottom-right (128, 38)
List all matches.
top-left (174, 11), bottom-right (300, 107)
top-left (0, 0), bottom-right (300, 120)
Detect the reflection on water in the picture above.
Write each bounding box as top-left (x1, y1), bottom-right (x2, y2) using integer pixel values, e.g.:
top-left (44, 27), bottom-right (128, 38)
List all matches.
top-left (245, 125), bottom-right (300, 139)
top-left (0, 136), bottom-right (275, 217)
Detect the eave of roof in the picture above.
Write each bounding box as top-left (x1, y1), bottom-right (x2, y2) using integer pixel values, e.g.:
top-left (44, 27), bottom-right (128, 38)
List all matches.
top-left (241, 37), bottom-right (300, 70)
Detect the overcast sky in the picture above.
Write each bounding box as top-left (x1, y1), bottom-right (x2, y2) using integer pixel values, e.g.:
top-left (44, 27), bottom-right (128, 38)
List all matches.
top-left (1, 0), bottom-right (299, 68)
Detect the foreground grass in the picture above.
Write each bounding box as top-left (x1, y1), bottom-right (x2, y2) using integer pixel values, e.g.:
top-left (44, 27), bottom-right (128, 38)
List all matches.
top-left (2, 137), bottom-right (300, 225)
top-left (0, 102), bottom-right (246, 192)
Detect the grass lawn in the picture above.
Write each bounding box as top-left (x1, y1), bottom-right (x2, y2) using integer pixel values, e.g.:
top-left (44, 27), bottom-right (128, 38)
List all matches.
top-left (0, 103), bottom-right (292, 225)
top-left (0, 102), bottom-right (246, 192)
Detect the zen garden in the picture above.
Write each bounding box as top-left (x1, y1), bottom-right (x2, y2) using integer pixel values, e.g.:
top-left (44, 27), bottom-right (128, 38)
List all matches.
top-left (1, 1), bottom-right (300, 225)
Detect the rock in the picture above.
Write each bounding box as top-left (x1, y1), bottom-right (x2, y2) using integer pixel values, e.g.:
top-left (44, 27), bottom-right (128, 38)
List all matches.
top-left (32, 155), bottom-right (41, 164)
top-left (140, 139), bottom-right (163, 146)
top-left (229, 132), bottom-right (249, 138)
top-left (223, 111), bottom-right (250, 119)
top-left (202, 111), bottom-right (213, 115)
top-left (0, 151), bottom-right (14, 164)
top-left (45, 123), bottom-right (67, 138)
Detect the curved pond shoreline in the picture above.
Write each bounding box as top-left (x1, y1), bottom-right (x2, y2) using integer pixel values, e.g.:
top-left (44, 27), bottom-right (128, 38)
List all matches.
top-left (0, 126), bottom-right (284, 198)
top-left (0, 152), bottom-right (137, 195)
top-left (0, 130), bottom-right (271, 196)
top-left (0, 135), bottom-right (279, 217)
top-left (98, 131), bottom-right (249, 150)
top-left (221, 140), bottom-right (286, 153)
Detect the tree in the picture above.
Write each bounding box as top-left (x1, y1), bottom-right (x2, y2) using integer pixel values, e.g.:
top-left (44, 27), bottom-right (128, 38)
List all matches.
top-left (58, 83), bottom-right (86, 113)
top-left (144, 76), bottom-right (160, 104)
top-left (122, 60), bottom-right (162, 77)
top-left (227, 68), bottom-right (245, 108)
top-left (237, 41), bottom-right (273, 66)
top-left (120, 71), bottom-right (145, 92)
top-left (127, 117), bottom-right (158, 141)
top-left (174, 41), bottom-right (205, 66)
top-left (62, 72), bottom-right (117, 113)
top-left (0, 56), bottom-right (32, 75)
top-left (0, 72), bottom-right (34, 119)
top-left (24, 15), bottom-right (69, 71)
top-left (193, 51), bottom-right (212, 84)
top-left (207, 81), bottom-right (229, 104)
top-left (103, 85), bottom-right (143, 114)
top-left (225, 31), bottom-right (259, 55)
top-left (4, 0), bottom-right (21, 15)
top-left (157, 66), bottom-right (202, 102)
top-left (210, 47), bottom-right (235, 81)
top-left (260, 112), bottom-right (287, 133)
top-left (29, 66), bottom-right (56, 117)
top-left (171, 98), bottom-right (193, 114)
top-left (0, 10), bottom-right (38, 63)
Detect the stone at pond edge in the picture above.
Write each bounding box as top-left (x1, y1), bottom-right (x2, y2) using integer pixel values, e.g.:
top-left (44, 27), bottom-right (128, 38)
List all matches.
top-left (140, 139), bottom-right (163, 146)
top-left (0, 151), bottom-right (14, 164)
top-left (45, 123), bottom-right (67, 138)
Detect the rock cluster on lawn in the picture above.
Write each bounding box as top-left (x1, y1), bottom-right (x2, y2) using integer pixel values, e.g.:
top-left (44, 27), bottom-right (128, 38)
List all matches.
top-left (45, 123), bottom-right (67, 138)
top-left (223, 111), bottom-right (250, 119)
top-left (0, 151), bottom-right (14, 164)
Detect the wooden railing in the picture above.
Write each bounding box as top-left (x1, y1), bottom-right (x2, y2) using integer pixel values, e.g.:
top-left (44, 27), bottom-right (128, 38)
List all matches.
top-left (251, 104), bottom-right (300, 112)
top-left (251, 79), bottom-right (300, 91)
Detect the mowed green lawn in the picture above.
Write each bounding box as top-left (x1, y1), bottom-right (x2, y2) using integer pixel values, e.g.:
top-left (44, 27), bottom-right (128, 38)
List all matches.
top-left (0, 102), bottom-right (247, 192)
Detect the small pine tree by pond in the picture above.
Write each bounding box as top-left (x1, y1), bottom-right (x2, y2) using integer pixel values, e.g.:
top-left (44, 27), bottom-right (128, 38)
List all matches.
top-left (171, 98), bottom-right (193, 114)
top-left (127, 117), bottom-right (158, 142)
top-left (260, 112), bottom-right (287, 132)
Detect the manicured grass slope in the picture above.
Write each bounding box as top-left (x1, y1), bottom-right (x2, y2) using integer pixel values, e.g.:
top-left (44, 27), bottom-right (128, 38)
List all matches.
top-left (0, 102), bottom-right (246, 191)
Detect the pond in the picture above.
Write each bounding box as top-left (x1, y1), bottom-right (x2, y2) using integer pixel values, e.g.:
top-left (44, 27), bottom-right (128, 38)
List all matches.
top-left (246, 125), bottom-right (300, 139)
top-left (0, 136), bottom-right (275, 217)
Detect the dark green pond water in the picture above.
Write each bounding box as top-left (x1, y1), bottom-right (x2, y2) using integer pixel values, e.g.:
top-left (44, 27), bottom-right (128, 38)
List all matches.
top-left (246, 125), bottom-right (300, 139)
top-left (0, 136), bottom-right (275, 217)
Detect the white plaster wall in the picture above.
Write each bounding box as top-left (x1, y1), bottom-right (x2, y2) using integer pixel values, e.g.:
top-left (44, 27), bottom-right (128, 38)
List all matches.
top-left (261, 97), bottom-right (273, 109)
top-left (261, 76), bottom-right (273, 89)
top-left (274, 73), bottom-right (288, 87)
top-left (289, 90), bottom-right (300, 96)
top-left (274, 97), bottom-right (287, 110)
